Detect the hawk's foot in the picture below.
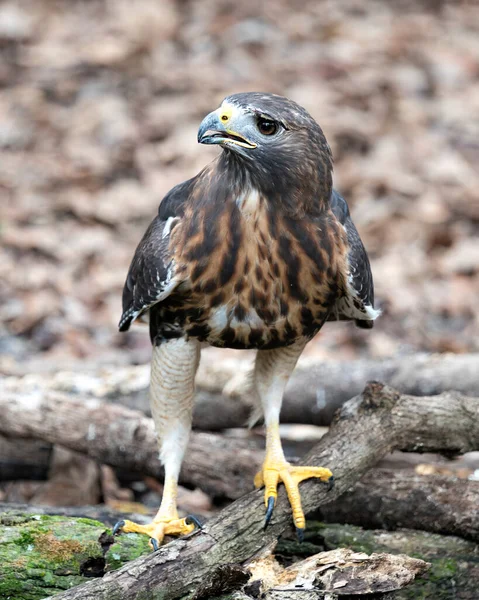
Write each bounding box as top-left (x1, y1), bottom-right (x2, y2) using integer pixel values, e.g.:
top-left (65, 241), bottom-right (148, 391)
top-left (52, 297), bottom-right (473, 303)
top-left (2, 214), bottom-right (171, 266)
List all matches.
top-left (254, 462), bottom-right (333, 538)
top-left (112, 515), bottom-right (201, 551)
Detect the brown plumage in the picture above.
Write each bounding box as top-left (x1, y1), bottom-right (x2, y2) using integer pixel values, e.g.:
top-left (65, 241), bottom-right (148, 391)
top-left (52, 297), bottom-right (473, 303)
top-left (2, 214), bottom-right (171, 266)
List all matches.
top-left (159, 181), bottom-right (347, 350)
top-left (121, 93), bottom-right (378, 350)
top-left (115, 93), bottom-right (379, 548)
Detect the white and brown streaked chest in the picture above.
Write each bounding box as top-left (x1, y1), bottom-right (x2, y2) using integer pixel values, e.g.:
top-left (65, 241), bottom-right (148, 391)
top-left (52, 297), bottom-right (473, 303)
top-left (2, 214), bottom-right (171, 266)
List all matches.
top-left (151, 189), bottom-right (349, 350)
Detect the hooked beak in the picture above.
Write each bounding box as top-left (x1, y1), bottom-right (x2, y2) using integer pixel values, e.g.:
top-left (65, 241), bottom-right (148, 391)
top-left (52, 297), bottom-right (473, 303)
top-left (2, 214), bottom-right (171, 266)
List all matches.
top-left (197, 111), bottom-right (256, 149)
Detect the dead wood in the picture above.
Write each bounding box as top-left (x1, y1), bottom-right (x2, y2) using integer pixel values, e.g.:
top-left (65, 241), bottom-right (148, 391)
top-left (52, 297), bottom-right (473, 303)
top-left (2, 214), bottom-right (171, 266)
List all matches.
top-left (196, 351), bottom-right (479, 428)
top-left (307, 522), bottom-right (479, 600)
top-left (280, 352), bottom-right (479, 427)
top-left (3, 353), bottom-right (477, 430)
top-left (31, 446), bottom-right (102, 506)
top-left (45, 383), bottom-right (479, 600)
top-left (247, 547), bottom-right (427, 599)
top-left (0, 388), bottom-right (262, 500)
top-left (0, 434), bottom-right (51, 480)
top-left (317, 468), bottom-right (479, 543)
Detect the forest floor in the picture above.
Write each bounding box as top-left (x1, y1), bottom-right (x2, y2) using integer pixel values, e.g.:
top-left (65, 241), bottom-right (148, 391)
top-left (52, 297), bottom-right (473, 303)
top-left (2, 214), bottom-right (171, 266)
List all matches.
top-left (1, 0), bottom-right (478, 374)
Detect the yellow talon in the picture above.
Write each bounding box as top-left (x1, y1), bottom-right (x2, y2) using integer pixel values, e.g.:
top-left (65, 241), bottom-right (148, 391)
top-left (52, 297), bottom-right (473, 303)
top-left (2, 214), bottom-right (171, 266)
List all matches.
top-left (114, 517), bottom-right (195, 550)
top-left (256, 422), bottom-right (333, 534)
top-left (255, 460), bottom-right (333, 531)
top-left (112, 476), bottom-right (198, 550)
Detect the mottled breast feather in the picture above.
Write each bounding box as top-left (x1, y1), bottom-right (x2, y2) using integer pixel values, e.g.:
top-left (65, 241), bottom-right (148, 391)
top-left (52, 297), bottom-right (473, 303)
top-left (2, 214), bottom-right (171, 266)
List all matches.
top-left (147, 174), bottom-right (350, 350)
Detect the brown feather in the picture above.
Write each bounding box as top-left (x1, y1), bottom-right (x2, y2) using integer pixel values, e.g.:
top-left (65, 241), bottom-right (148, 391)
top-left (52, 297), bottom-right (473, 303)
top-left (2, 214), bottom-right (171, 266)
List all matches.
top-left (157, 186), bottom-right (348, 350)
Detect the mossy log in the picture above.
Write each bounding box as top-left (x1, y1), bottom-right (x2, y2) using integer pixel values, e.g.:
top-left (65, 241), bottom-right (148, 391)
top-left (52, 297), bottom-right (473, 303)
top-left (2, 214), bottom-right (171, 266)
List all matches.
top-left (299, 522), bottom-right (479, 600)
top-left (316, 468), bottom-right (479, 543)
top-left (43, 383), bottom-right (479, 600)
top-left (2, 512), bottom-right (472, 600)
top-left (0, 511), bottom-right (150, 600)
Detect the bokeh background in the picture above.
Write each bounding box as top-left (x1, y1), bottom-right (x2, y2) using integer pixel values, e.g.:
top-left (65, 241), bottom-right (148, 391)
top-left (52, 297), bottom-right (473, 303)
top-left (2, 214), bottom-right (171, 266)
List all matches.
top-left (1, 0), bottom-right (478, 373)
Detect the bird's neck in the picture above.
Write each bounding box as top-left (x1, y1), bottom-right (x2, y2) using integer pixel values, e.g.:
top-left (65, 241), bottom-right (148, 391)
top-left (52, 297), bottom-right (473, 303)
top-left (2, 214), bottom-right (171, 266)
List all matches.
top-left (210, 150), bottom-right (332, 218)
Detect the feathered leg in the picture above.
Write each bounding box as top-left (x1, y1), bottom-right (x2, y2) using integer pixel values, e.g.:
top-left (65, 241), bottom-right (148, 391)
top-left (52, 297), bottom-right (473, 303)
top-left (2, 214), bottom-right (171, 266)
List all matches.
top-left (253, 339), bottom-right (333, 539)
top-left (113, 337), bottom-right (201, 549)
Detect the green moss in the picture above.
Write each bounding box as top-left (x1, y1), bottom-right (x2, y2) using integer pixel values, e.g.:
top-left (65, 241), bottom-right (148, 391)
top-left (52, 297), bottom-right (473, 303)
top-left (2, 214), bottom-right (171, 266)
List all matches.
top-left (17, 530), bottom-right (36, 548)
top-left (276, 538), bottom-right (323, 558)
top-left (306, 521), bottom-right (377, 554)
top-left (0, 511), bottom-right (150, 599)
top-left (105, 534), bottom-right (151, 571)
top-left (396, 557), bottom-right (463, 600)
top-left (75, 517), bottom-right (106, 528)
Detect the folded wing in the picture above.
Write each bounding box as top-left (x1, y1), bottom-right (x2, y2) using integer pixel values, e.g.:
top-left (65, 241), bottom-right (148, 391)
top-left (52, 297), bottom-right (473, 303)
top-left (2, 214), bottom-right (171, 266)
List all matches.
top-left (329, 189), bottom-right (380, 328)
top-left (118, 178), bottom-right (194, 332)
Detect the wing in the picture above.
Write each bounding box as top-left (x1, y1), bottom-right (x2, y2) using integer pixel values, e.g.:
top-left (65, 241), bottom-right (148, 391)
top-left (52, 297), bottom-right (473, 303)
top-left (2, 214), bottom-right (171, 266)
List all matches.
top-left (329, 189), bottom-right (380, 328)
top-left (118, 177), bottom-right (195, 332)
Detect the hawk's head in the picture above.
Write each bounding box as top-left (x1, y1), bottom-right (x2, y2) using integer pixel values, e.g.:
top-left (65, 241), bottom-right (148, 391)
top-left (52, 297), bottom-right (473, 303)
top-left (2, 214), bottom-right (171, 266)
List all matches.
top-left (198, 92), bottom-right (333, 213)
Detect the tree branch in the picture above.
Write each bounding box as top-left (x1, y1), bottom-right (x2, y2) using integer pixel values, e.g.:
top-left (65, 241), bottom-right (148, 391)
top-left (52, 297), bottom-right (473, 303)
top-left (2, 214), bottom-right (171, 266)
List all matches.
top-left (317, 468), bottom-right (479, 543)
top-left (45, 383), bottom-right (479, 600)
top-left (0, 389), bottom-right (262, 500)
top-left (4, 353), bottom-right (478, 429)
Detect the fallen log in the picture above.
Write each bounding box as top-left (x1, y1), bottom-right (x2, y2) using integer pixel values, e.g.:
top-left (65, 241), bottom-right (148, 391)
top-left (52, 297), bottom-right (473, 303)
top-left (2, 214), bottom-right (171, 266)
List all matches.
top-left (198, 351), bottom-right (479, 428)
top-left (44, 383), bottom-right (479, 600)
top-left (244, 546), bottom-right (427, 599)
top-left (0, 512), bottom-right (151, 599)
top-left (317, 468), bottom-right (479, 543)
top-left (0, 509), bottom-right (446, 600)
top-left (0, 434), bottom-right (51, 480)
top-left (280, 522), bottom-right (479, 600)
top-left (281, 352), bottom-right (479, 428)
top-left (3, 353), bottom-right (478, 429)
top-left (0, 502), bottom-right (137, 526)
top-left (7, 467), bottom-right (477, 545)
top-left (0, 388), bottom-right (262, 500)
top-left (1, 508), bottom-right (476, 599)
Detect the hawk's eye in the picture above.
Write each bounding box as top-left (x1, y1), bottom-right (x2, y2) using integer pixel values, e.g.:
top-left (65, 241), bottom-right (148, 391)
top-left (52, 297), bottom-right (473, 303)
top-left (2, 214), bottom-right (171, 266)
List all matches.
top-left (257, 118), bottom-right (278, 136)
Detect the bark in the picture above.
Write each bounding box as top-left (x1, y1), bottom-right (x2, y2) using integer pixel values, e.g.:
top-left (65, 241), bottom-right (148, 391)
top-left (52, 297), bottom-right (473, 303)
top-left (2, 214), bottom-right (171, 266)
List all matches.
top-left (281, 352), bottom-right (479, 427)
top-left (1, 511), bottom-right (476, 599)
top-left (317, 468), bottom-right (479, 543)
top-left (246, 547), bottom-right (427, 599)
top-left (30, 446), bottom-right (102, 506)
top-left (44, 383), bottom-right (479, 600)
top-left (7, 466), bottom-right (475, 549)
top-left (0, 389), bottom-right (262, 500)
top-left (8, 469), bottom-right (477, 544)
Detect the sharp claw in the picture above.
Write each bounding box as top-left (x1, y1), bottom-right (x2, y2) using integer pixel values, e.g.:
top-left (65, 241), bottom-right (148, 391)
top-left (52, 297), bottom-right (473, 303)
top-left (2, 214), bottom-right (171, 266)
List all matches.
top-left (149, 538), bottom-right (159, 551)
top-left (327, 475), bottom-right (335, 491)
top-left (112, 520), bottom-right (125, 536)
top-left (296, 527), bottom-right (305, 542)
top-left (185, 515), bottom-right (203, 530)
top-left (264, 496), bottom-right (275, 529)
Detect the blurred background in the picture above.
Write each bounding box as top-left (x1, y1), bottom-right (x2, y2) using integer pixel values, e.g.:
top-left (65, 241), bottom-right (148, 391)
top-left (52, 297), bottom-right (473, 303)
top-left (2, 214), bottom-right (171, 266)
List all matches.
top-left (0, 0), bottom-right (478, 373)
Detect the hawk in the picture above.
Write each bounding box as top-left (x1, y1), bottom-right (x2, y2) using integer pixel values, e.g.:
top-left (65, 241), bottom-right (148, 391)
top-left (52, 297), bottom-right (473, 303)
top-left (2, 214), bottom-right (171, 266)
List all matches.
top-left (114, 93), bottom-right (379, 549)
